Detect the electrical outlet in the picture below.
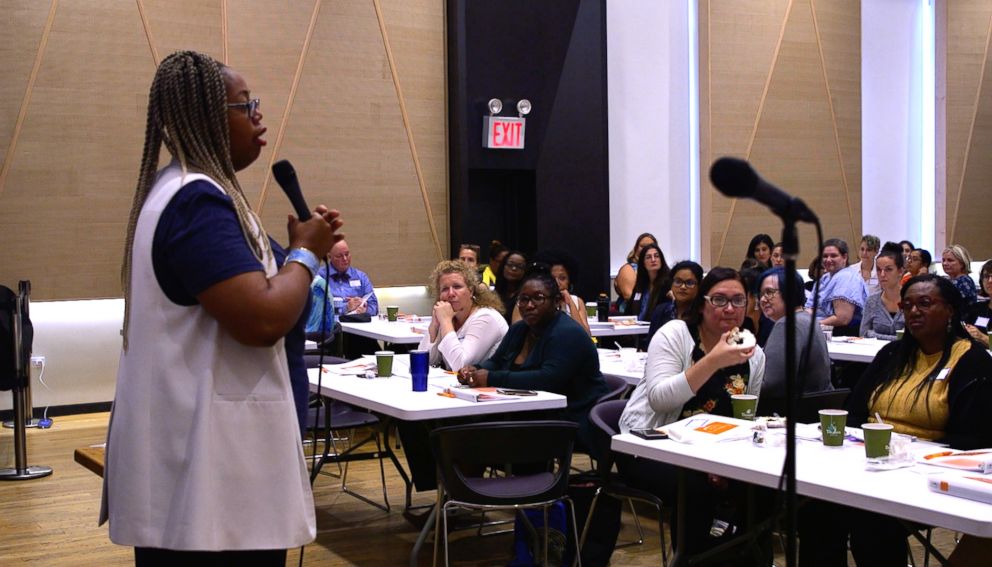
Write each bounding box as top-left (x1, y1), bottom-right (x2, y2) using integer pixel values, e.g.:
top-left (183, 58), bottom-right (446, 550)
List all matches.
top-left (30, 356), bottom-right (45, 368)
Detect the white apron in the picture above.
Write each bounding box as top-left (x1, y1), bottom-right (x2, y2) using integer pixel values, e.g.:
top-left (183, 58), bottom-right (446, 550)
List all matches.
top-left (100, 164), bottom-right (315, 550)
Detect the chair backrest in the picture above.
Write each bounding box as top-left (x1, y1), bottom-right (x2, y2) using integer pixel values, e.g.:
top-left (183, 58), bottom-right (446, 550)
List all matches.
top-left (797, 388), bottom-right (850, 423)
top-left (757, 388), bottom-right (851, 423)
top-left (587, 399), bottom-right (628, 480)
top-left (597, 374), bottom-right (630, 404)
top-left (430, 420), bottom-right (577, 506)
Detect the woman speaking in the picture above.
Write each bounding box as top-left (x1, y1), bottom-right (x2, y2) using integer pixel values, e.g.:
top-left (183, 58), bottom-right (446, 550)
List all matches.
top-left (102, 51), bottom-right (341, 564)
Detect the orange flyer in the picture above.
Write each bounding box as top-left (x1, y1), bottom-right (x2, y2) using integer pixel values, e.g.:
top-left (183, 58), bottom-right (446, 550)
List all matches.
top-left (695, 421), bottom-right (738, 435)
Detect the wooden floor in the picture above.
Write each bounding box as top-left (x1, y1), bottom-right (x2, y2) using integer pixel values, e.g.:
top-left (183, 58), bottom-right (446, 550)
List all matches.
top-left (0, 413), bottom-right (959, 566)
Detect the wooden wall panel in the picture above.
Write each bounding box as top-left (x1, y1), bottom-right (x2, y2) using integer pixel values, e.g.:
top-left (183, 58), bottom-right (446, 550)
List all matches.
top-left (0, 0), bottom-right (447, 300)
top-left (947, 1), bottom-right (992, 261)
top-left (701, 0), bottom-right (861, 268)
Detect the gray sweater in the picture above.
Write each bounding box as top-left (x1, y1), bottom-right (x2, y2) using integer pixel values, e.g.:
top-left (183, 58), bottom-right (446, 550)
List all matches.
top-left (760, 310), bottom-right (833, 397)
top-left (859, 291), bottom-right (904, 341)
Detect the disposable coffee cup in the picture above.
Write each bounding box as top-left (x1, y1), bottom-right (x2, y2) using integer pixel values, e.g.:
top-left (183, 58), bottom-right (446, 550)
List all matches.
top-left (386, 305), bottom-right (400, 322)
top-left (619, 347), bottom-right (639, 372)
top-left (731, 394), bottom-right (758, 421)
top-left (375, 350), bottom-right (394, 377)
top-left (819, 409), bottom-right (848, 446)
top-left (586, 301), bottom-right (598, 317)
top-left (409, 350), bottom-right (429, 392)
top-left (862, 422), bottom-right (894, 460)
top-left (896, 328), bottom-right (905, 341)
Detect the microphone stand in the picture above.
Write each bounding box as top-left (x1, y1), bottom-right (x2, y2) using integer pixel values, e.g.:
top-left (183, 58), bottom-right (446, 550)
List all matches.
top-left (780, 218), bottom-right (801, 567)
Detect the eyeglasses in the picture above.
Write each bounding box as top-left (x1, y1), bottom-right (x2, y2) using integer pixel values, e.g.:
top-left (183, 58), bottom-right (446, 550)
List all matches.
top-left (672, 278), bottom-right (697, 289)
top-left (898, 297), bottom-right (943, 312)
top-left (517, 294), bottom-right (549, 306)
top-left (227, 98), bottom-right (260, 118)
top-left (982, 273), bottom-right (992, 281)
top-left (504, 261), bottom-right (526, 272)
top-left (704, 295), bottom-right (748, 309)
top-left (759, 288), bottom-right (781, 299)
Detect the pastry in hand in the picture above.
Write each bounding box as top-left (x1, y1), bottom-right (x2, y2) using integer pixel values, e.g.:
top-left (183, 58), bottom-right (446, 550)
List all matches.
top-left (726, 327), bottom-right (756, 349)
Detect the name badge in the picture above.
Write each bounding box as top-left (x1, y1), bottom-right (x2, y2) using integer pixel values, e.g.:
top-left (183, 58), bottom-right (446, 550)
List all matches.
top-left (935, 368), bottom-right (951, 381)
top-left (349, 279), bottom-right (361, 287)
top-left (976, 316), bottom-right (990, 328)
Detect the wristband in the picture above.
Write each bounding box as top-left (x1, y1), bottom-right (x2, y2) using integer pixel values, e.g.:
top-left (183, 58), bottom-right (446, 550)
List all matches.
top-left (285, 247), bottom-right (319, 279)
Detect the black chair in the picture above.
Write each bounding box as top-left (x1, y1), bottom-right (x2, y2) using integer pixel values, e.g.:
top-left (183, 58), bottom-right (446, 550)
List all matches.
top-left (429, 420), bottom-right (582, 566)
top-left (584, 399), bottom-right (669, 565)
top-left (306, 395), bottom-right (390, 512)
top-left (757, 388), bottom-right (851, 423)
top-left (597, 374), bottom-right (630, 404)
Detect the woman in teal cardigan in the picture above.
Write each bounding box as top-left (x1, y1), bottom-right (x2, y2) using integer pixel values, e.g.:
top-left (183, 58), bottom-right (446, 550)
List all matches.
top-left (458, 264), bottom-right (609, 453)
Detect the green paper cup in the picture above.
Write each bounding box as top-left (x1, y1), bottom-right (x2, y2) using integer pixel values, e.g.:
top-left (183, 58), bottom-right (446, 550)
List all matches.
top-left (862, 423), bottom-right (894, 460)
top-left (731, 394), bottom-right (758, 421)
top-left (819, 409), bottom-right (848, 446)
top-left (375, 350), bottom-right (394, 377)
top-left (386, 305), bottom-right (400, 322)
top-left (586, 301), bottom-right (597, 317)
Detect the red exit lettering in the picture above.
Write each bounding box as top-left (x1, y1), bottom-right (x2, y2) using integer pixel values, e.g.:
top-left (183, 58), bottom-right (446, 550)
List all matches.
top-left (485, 117), bottom-right (526, 149)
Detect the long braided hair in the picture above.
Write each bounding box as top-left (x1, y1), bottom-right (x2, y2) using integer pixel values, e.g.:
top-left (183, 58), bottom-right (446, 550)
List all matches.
top-left (121, 50), bottom-right (271, 348)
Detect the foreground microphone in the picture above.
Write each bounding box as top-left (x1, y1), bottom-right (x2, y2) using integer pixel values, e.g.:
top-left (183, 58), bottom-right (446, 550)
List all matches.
top-left (271, 159), bottom-right (311, 221)
top-left (709, 157), bottom-right (818, 223)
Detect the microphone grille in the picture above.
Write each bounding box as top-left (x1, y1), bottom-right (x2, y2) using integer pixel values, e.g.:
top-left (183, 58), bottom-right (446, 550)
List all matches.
top-left (271, 159), bottom-right (296, 184)
top-left (709, 157), bottom-right (757, 198)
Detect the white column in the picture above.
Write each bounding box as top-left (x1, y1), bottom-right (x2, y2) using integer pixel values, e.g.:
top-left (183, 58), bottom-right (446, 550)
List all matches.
top-left (862, 0), bottom-right (934, 252)
top-left (607, 0), bottom-right (698, 274)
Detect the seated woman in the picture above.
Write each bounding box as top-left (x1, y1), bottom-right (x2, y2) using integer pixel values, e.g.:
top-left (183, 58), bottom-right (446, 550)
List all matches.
top-left (898, 239), bottom-right (915, 264)
top-left (481, 240), bottom-right (508, 287)
top-left (756, 267), bottom-right (832, 397)
top-left (963, 259), bottom-right (992, 348)
top-left (493, 250), bottom-right (527, 322)
top-left (614, 232), bottom-right (657, 314)
top-left (626, 243), bottom-right (670, 321)
top-left (417, 260), bottom-right (508, 371)
top-left (770, 242), bottom-right (785, 268)
top-left (805, 238), bottom-right (866, 336)
top-left (457, 265), bottom-right (609, 453)
top-left (846, 234), bottom-right (880, 295)
top-left (742, 233), bottom-right (774, 271)
top-left (512, 249), bottom-right (591, 335)
top-left (619, 267), bottom-right (765, 556)
top-left (942, 244), bottom-right (978, 305)
top-left (860, 243), bottom-right (905, 340)
top-left (800, 275), bottom-right (992, 567)
top-left (647, 260), bottom-right (703, 342)
top-left (901, 247), bottom-right (931, 287)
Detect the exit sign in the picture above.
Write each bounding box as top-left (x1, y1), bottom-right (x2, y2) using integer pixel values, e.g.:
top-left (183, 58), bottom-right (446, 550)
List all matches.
top-left (483, 116), bottom-right (526, 150)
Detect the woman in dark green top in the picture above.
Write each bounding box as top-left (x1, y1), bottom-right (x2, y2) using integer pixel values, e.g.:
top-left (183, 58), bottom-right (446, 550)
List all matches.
top-left (458, 264), bottom-right (609, 453)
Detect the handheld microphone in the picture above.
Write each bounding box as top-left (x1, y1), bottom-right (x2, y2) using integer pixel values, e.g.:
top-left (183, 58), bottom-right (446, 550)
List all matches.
top-left (271, 159), bottom-right (311, 221)
top-left (709, 157), bottom-right (818, 223)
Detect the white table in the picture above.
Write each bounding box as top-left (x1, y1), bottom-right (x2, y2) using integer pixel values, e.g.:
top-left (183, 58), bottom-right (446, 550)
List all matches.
top-left (589, 320), bottom-right (649, 338)
top-left (613, 423), bottom-right (992, 564)
top-left (826, 337), bottom-right (887, 363)
top-left (338, 318), bottom-right (429, 345)
top-left (307, 358), bottom-right (567, 421)
top-left (340, 318), bottom-right (649, 346)
top-left (308, 359), bottom-right (567, 566)
top-left (598, 348), bottom-right (646, 386)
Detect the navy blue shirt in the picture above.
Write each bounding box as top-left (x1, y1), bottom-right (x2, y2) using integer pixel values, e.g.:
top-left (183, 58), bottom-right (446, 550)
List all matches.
top-left (152, 180), bottom-right (310, 434)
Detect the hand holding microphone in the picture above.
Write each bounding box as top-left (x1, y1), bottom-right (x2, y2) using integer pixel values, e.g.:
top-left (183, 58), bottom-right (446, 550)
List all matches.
top-left (272, 159), bottom-right (344, 259)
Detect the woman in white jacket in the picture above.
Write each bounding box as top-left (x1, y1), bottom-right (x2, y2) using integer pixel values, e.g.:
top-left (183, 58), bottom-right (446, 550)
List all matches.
top-left (418, 260), bottom-right (508, 370)
top-left (618, 267), bottom-right (766, 560)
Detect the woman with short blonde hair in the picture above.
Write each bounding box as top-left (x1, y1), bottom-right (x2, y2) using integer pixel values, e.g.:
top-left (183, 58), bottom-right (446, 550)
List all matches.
top-left (418, 260), bottom-right (507, 371)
